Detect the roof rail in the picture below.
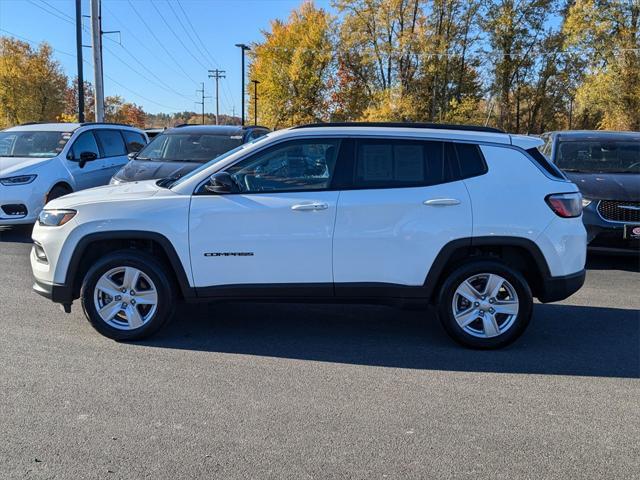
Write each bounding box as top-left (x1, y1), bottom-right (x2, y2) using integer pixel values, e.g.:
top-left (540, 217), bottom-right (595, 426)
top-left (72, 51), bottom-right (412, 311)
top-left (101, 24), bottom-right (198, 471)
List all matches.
top-left (291, 122), bottom-right (505, 134)
top-left (242, 124), bottom-right (270, 130)
top-left (79, 122), bottom-right (138, 128)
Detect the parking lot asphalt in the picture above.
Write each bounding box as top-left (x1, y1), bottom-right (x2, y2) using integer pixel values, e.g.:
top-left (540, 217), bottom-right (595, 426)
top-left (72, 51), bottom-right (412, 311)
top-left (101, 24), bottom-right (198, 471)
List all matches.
top-left (0, 225), bottom-right (638, 479)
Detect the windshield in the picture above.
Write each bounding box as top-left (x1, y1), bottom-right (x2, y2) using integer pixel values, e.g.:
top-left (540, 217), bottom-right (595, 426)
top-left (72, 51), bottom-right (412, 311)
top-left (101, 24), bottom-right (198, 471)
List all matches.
top-left (556, 140), bottom-right (640, 173)
top-left (136, 133), bottom-right (244, 163)
top-left (0, 131), bottom-right (72, 158)
top-left (167, 134), bottom-right (270, 189)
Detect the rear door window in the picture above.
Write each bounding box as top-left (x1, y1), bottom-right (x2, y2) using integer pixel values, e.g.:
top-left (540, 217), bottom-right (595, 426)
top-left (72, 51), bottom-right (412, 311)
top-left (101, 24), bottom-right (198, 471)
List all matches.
top-left (352, 139), bottom-right (450, 189)
top-left (95, 130), bottom-right (127, 157)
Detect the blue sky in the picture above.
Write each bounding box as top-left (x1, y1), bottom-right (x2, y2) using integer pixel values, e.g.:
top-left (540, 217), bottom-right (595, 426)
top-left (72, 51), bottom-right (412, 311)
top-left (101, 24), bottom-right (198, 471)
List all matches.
top-left (0, 0), bottom-right (333, 114)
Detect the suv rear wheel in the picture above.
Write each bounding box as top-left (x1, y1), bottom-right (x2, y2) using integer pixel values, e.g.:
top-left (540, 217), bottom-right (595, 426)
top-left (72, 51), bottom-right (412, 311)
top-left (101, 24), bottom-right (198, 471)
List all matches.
top-left (80, 250), bottom-right (175, 340)
top-left (437, 260), bottom-right (533, 349)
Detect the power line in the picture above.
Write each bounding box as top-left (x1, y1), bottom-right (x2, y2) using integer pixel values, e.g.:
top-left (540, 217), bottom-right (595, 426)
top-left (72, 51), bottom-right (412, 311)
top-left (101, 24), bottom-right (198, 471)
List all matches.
top-left (36, 0), bottom-right (74, 22)
top-left (0, 28), bottom-right (183, 112)
top-left (26, 0), bottom-right (75, 25)
top-left (164, 0), bottom-right (215, 69)
top-left (101, 3), bottom-right (196, 86)
top-left (175, 0), bottom-right (220, 67)
top-left (0, 28), bottom-right (76, 57)
top-left (102, 42), bottom-right (194, 102)
top-left (126, 0), bottom-right (198, 85)
top-left (149, 0), bottom-right (209, 71)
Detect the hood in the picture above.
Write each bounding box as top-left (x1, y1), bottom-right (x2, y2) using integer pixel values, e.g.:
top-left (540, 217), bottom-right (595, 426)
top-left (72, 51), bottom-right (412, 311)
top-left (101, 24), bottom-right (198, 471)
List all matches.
top-left (46, 179), bottom-right (161, 209)
top-left (113, 159), bottom-right (202, 183)
top-left (0, 156), bottom-right (51, 176)
top-left (564, 172), bottom-right (640, 201)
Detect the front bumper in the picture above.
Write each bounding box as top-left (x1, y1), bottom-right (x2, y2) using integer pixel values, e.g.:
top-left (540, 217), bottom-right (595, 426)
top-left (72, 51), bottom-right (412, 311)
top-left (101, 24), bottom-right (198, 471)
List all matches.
top-left (583, 202), bottom-right (640, 253)
top-left (33, 277), bottom-right (74, 304)
top-left (0, 181), bottom-right (44, 225)
top-left (537, 269), bottom-right (586, 303)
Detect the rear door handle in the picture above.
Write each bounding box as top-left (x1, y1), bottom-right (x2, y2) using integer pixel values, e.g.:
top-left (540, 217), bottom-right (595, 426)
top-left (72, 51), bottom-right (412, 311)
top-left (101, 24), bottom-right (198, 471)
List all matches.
top-left (423, 198), bottom-right (461, 206)
top-left (291, 202), bottom-right (329, 211)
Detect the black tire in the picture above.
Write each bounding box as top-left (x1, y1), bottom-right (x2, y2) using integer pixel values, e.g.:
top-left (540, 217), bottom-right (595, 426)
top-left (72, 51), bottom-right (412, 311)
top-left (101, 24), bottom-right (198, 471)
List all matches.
top-left (46, 184), bottom-right (71, 203)
top-left (437, 260), bottom-right (533, 349)
top-left (80, 250), bottom-right (176, 340)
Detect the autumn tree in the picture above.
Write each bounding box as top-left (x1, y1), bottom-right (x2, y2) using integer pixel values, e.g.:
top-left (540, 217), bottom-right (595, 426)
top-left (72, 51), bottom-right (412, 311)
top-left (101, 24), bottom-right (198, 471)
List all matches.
top-left (63, 78), bottom-right (95, 123)
top-left (248, 1), bottom-right (333, 129)
top-left (103, 95), bottom-right (146, 128)
top-left (0, 37), bottom-right (68, 128)
top-left (483, 0), bottom-right (556, 132)
top-left (564, 0), bottom-right (640, 130)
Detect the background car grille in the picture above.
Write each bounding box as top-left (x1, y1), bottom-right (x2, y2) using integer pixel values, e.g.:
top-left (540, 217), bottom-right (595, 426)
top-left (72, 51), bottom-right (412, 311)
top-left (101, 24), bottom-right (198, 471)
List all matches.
top-left (597, 200), bottom-right (640, 223)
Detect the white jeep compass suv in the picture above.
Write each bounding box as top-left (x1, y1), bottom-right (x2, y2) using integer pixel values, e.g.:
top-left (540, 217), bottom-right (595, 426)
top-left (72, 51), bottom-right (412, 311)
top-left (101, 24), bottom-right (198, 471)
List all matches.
top-left (0, 122), bottom-right (147, 225)
top-left (30, 123), bottom-right (586, 348)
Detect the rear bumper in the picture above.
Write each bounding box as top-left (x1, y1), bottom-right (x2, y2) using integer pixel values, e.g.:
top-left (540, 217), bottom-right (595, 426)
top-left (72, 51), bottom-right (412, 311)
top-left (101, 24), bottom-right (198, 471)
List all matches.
top-left (537, 269), bottom-right (586, 303)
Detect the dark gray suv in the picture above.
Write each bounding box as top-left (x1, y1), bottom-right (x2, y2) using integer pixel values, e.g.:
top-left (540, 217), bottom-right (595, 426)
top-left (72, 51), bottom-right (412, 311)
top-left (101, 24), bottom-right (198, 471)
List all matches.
top-left (110, 124), bottom-right (269, 185)
top-left (541, 130), bottom-right (640, 253)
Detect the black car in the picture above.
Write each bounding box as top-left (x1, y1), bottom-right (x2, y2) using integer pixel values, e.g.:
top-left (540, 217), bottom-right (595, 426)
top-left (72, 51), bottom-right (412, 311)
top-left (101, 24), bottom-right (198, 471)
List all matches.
top-left (541, 130), bottom-right (640, 253)
top-left (110, 124), bottom-right (270, 184)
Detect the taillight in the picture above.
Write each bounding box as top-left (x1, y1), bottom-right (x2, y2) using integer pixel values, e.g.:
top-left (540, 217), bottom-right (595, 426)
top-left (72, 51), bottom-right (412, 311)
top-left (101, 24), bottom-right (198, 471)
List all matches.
top-left (545, 192), bottom-right (583, 218)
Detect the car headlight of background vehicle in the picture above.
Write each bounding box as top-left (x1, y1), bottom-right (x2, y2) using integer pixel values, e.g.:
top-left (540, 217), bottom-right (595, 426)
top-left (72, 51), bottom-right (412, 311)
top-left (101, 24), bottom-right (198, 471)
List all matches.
top-left (582, 198), bottom-right (592, 207)
top-left (38, 209), bottom-right (77, 227)
top-left (0, 174), bottom-right (37, 186)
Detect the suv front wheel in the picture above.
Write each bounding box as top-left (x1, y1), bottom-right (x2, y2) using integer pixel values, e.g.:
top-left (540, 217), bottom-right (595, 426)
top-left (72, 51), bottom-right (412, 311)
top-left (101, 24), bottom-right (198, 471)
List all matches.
top-left (80, 250), bottom-right (175, 340)
top-left (437, 260), bottom-right (533, 349)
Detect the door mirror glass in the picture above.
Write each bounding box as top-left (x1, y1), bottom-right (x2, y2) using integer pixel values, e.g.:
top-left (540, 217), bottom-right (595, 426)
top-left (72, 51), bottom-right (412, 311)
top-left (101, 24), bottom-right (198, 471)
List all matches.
top-left (204, 172), bottom-right (240, 194)
top-left (79, 151), bottom-right (98, 168)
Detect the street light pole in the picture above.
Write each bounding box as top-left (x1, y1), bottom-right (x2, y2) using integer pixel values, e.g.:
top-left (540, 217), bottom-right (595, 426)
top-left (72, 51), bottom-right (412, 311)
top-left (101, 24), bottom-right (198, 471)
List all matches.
top-left (235, 43), bottom-right (250, 126)
top-left (251, 79), bottom-right (260, 126)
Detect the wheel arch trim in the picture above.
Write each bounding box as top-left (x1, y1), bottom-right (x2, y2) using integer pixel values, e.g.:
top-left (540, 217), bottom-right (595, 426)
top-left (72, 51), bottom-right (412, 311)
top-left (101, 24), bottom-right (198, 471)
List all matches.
top-left (422, 236), bottom-right (552, 300)
top-left (64, 230), bottom-right (195, 300)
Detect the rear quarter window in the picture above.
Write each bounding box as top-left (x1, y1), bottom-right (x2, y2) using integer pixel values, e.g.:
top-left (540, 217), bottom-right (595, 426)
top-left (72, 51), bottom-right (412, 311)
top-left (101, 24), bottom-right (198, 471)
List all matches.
top-left (526, 147), bottom-right (566, 179)
top-left (452, 143), bottom-right (487, 179)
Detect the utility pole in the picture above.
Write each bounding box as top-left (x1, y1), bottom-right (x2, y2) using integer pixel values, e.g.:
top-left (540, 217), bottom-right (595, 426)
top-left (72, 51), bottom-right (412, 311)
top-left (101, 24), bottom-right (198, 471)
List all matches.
top-left (235, 43), bottom-right (250, 126)
top-left (91, 0), bottom-right (104, 122)
top-left (196, 83), bottom-right (211, 125)
top-left (251, 79), bottom-right (260, 126)
top-left (75, 0), bottom-right (84, 122)
top-left (208, 69), bottom-right (226, 125)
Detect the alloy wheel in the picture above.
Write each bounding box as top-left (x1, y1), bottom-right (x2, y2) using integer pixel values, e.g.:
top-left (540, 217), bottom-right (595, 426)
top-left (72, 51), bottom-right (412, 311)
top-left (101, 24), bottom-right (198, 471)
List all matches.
top-left (451, 273), bottom-right (519, 338)
top-left (93, 266), bottom-right (158, 330)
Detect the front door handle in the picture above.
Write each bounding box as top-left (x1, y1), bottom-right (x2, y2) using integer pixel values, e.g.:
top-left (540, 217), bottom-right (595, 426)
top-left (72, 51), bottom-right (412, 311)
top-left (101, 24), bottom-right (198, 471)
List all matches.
top-left (291, 202), bottom-right (329, 211)
top-left (423, 198), bottom-right (461, 206)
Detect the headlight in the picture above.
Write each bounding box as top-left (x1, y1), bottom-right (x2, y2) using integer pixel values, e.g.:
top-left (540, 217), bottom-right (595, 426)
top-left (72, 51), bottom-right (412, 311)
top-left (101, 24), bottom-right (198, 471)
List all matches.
top-left (582, 198), bottom-right (592, 207)
top-left (0, 174), bottom-right (37, 186)
top-left (38, 209), bottom-right (77, 227)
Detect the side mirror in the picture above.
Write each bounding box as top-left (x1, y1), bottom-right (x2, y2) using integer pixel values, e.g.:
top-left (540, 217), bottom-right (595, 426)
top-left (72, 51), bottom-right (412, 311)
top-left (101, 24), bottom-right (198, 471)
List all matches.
top-left (204, 172), bottom-right (240, 194)
top-left (78, 151), bottom-right (98, 168)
